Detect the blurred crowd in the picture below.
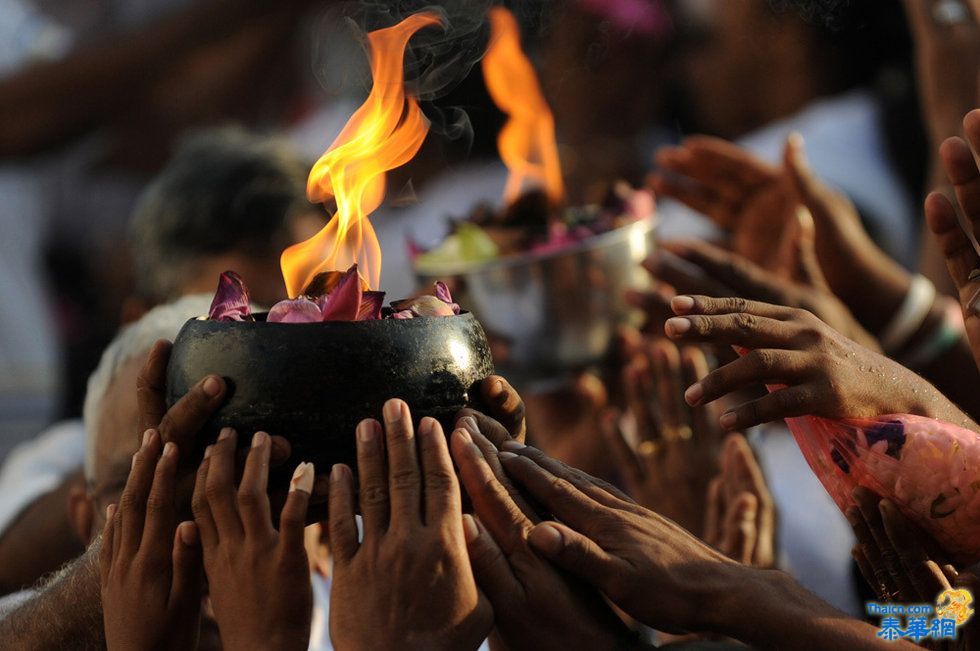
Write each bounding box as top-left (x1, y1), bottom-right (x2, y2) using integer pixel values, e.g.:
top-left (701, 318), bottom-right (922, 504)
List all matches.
top-left (1, 0), bottom-right (980, 649)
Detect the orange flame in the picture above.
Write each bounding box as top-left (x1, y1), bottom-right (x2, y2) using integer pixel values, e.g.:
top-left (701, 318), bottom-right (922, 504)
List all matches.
top-left (281, 13), bottom-right (440, 296)
top-left (482, 7), bottom-right (564, 205)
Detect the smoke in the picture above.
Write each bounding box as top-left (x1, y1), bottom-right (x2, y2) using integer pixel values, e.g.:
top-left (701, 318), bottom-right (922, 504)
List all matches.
top-left (308, 0), bottom-right (520, 147)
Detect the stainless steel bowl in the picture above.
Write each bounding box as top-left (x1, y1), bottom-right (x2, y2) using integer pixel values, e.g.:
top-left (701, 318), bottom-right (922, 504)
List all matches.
top-left (415, 217), bottom-right (656, 386)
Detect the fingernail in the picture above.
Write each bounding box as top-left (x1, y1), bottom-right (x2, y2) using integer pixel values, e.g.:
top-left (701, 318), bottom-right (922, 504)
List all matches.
top-left (489, 379), bottom-right (505, 399)
top-left (968, 287), bottom-right (980, 315)
top-left (461, 416), bottom-right (479, 436)
top-left (455, 428), bottom-right (472, 444)
top-left (357, 420), bottom-right (377, 444)
top-left (720, 411), bottom-right (737, 429)
top-left (290, 462), bottom-right (315, 494)
top-left (462, 514), bottom-right (479, 543)
top-left (142, 429), bottom-right (153, 447)
top-left (203, 375), bottom-right (222, 397)
top-left (383, 399), bottom-right (403, 423)
top-left (106, 503), bottom-right (116, 521)
top-left (330, 464), bottom-right (347, 483)
top-left (218, 427), bottom-right (235, 441)
top-left (162, 441), bottom-right (176, 458)
top-left (131, 452), bottom-right (138, 469)
top-left (498, 451), bottom-right (518, 460)
top-left (178, 521), bottom-right (199, 546)
top-left (671, 296), bottom-right (695, 313)
top-left (501, 439), bottom-right (525, 451)
top-left (684, 383), bottom-right (704, 405)
top-left (204, 445), bottom-right (213, 459)
top-left (531, 523), bottom-right (564, 554)
top-left (252, 431), bottom-right (268, 449)
top-left (666, 317), bottom-right (691, 336)
top-left (419, 416), bottom-right (437, 436)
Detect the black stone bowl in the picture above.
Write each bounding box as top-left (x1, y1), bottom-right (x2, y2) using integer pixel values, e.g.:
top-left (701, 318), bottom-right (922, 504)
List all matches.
top-left (165, 312), bottom-right (495, 475)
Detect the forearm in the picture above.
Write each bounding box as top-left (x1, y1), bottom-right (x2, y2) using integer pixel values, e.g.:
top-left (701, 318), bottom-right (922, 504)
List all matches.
top-left (0, 539), bottom-right (103, 649)
top-left (0, 0), bottom-right (284, 155)
top-left (705, 566), bottom-right (917, 651)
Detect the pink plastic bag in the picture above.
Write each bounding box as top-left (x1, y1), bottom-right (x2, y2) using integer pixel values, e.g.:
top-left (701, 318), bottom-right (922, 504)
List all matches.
top-left (785, 412), bottom-right (980, 563)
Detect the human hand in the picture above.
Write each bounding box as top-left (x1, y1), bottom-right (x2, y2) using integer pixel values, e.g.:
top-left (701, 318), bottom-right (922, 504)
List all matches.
top-left (100, 430), bottom-right (203, 651)
top-left (663, 295), bottom-right (976, 431)
top-left (192, 429), bottom-right (314, 651)
top-left (328, 400), bottom-right (491, 651)
top-left (926, 110), bottom-right (980, 371)
top-left (451, 425), bottom-right (638, 650)
top-left (652, 135), bottom-right (911, 327)
top-left (458, 374), bottom-right (527, 445)
top-left (492, 441), bottom-right (737, 635)
top-left (644, 236), bottom-right (879, 351)
top-left (703, 434), bottom-right (775, 568)
top-left (138, 339), bottom-right (328, 523)
top-left (650, 135), bottom-right (797, 276)
top-left (601, 340), bottom-right (724, 536)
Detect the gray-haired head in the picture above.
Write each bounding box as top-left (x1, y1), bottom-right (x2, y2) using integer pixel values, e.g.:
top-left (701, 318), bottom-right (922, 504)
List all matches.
top-left (129, 127), bottom-right (312, 304)
top-left (82, 294), bottom-right (215, 484)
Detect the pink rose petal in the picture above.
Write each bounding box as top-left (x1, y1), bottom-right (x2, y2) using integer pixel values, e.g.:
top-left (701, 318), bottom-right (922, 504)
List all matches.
top-left (268, 297), bottom-right (322, 323)
top-left (208, 271), bottom-right (252, 321)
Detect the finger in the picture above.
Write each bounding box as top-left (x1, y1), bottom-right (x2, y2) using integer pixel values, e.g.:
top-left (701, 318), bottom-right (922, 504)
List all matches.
top-left (854, 487), bottom-right (913, 600)
top-left (382, 399), bottom-right (422, 528)
top-left (99, 503), bottom-right (117, 584)
top-left (644, 248), bottom-right (735, 299)
top-left (191, 451), bottom-right (217, 548)
top-left (140, 440), bottom-right (179, 560)
top-left (852, 545), bottom-right (884, 599)
top-left (417, 417), bottom-right (463, 528)
top-left (170, 521), bottom-right (204, 620)
top-left (458, 418), bottom-right (539, 523)
top-left (683, 135), bottom-right (778, 187)
top-left (158, 374), bottom-right (226, 451)
top-left (716, 385), bottom-right (822, 430)
top-left (450, 428), bottom-right (532, 554)
top-left (680, 346), bottom-right (723, 449)
top-left (649, 339), bottom-right (687, 439)
top-left (925, 190), bottom-right (980, 294)
top-left (666, 312), bottom-right (807, 350)
top-left (846, 504), bottom-right (895, 599)
top-left (462, 514), bottom-right (520, 604)
top-left (721, 492), bottom-right (758, 565)
top-left (687, 349), bottom-right (811, 408)
top-left (479, 375), bottom-right (526, 442)
top-left (500, 441), bottom-right (636, 506)
top-left (879, 500), bottom-right (946, 601)
top-left (455, 409), bottom-right (518, 450)
top-left (648, 172), bottom-right (732, 227)
top-left (328, 464), bottom-right (359, 564)
top-left (669, 294), bottom-right (800, 320)
top-left (723, 434), bottom-right (775, 566)
top-left (496, 453), bottom-right (610, 536)
top-left (526, 521), bottom-right (622, 590)
top-left (624, 356), bottom-right (662, 442)
top-left (280, 462), bottom-right (313, 551)
top-left (664, 241), bottom-right (784, 305)
top-left (237, 432), bottom-right (273, 537)
top-left (205, 428), bottom-right (242, 537)
top-left (599, 409), bottom-right (644, 492)
top-left (355, 419), bottom-right (389, 540)
top-left (703, 476), bottom-right (724, 548)
top-left (119, 429), bottom-right (163, 554)
top-left (941, 134), bottom-right (980, 229)
top-left (136, 340), bottom-right (171, 434)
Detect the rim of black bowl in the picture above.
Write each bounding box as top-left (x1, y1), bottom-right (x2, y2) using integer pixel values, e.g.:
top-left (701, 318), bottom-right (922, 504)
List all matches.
top-left (191, 311), bottom-right (478, 324)
top-left (413, 215), bottom-right (657, 277)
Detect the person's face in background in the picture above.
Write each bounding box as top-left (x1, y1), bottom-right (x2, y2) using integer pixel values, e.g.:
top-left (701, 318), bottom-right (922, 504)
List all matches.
top-left (670, 0), bottom-right (818, 138)
top-left (69, 355), bottom-right (223, 650)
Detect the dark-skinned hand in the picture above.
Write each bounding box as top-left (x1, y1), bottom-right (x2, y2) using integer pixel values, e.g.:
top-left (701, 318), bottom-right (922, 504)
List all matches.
top-left (328, 399), bottom-right (491, 651)
top-left (192, 428), bottom-right (314, 651)
top-left (100, 431), bottom-right (203, 651)
top-left (450, 425), bottom-right (643, 651)
top-left (663, 295), bottom-right (977, 432)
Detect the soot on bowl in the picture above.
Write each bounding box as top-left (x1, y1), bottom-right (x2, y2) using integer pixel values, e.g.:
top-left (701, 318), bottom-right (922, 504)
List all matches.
top-left (165, 312), bottom-right (494, 473)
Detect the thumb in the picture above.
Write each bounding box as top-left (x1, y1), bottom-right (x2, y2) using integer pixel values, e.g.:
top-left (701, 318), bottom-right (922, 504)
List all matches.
top-left (527, 522), bottom-right (618, 587)
top-left (791, 207), bottom-right (831, 291)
